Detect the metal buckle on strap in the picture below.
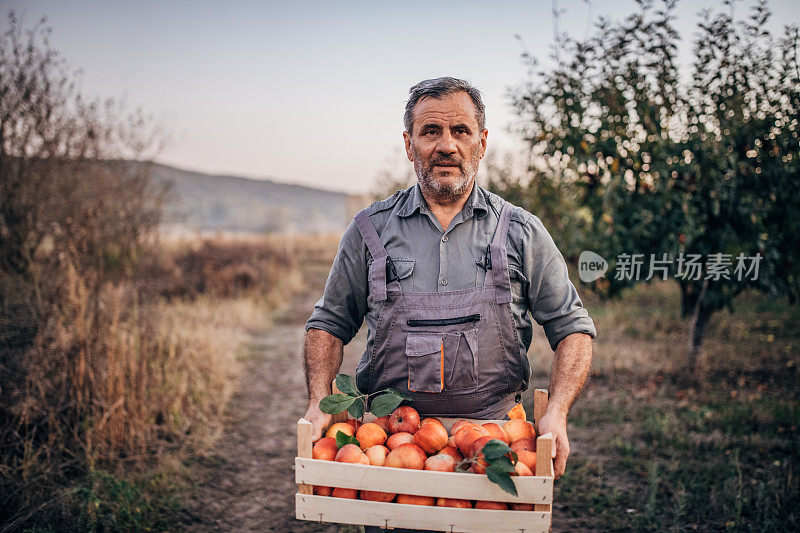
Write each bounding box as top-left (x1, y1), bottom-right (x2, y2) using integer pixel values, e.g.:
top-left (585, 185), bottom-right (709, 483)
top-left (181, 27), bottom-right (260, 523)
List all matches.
top-left (485, 244), bottom-right (492, 270)
top-left (386, 257), bottom-right (399, 283)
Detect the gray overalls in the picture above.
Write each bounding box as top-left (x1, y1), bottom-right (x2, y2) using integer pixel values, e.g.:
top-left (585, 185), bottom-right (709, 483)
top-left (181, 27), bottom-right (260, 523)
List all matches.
top-left (354, 201), bottom-right (526, 419)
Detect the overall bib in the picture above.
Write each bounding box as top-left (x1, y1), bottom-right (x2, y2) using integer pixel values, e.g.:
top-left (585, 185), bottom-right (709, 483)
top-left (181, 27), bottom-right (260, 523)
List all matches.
top-left (354, 201), bottom-right (528, 419)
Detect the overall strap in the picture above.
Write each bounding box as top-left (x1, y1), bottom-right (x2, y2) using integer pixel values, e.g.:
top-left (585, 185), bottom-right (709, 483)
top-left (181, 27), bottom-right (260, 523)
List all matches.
top-left (354, 210), bottom-right (389, 302)
top-left (484, 202), bottom-right (514, 304)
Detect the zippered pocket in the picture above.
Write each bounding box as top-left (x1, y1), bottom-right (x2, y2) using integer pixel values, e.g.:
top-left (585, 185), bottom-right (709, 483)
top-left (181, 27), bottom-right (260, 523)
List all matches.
top-left (406, 314), bottom-right (481, 327)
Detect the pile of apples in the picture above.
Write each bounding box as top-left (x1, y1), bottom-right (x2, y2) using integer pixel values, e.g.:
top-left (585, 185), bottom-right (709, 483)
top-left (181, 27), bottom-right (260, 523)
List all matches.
top-left (310, 406), bottom-right (538, 510)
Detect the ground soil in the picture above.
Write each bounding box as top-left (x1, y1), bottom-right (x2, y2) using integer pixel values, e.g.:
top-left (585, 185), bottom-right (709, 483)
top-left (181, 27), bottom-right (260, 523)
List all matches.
top-left (180, 262), bottom-right (366, 532)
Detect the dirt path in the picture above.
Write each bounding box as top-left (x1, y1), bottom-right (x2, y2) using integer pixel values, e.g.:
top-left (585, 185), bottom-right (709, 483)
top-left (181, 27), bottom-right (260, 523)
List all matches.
top-left (181, 261), bottom-right (365, 532)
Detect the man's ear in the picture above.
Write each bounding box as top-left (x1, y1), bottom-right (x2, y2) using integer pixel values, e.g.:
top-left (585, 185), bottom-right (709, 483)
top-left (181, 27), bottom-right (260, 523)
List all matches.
top-left (479, 129), bottom-right (488, 159)
top-left (403, 131), bottom-right (414, 162)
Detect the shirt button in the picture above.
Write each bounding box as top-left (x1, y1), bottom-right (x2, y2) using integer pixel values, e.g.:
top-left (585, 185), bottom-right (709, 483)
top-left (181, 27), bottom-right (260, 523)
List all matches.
top-left (440, 277), bottom-right (448, 286)
top-left (441, 235), bottom-right (449, 243)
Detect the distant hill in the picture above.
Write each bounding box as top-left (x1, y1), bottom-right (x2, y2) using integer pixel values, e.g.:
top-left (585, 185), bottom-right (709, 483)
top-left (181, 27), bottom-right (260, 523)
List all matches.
top-left (139, 162), bottom-right (363, 235)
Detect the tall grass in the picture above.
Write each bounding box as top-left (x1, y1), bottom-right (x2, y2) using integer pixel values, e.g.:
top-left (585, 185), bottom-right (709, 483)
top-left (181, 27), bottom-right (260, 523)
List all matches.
top-left (0, 234), bottom-right (301, 530)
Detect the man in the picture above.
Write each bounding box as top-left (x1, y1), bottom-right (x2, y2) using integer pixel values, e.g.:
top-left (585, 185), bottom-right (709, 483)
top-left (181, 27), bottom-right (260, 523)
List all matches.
top-left (303, 77), bottom-right (595, 480)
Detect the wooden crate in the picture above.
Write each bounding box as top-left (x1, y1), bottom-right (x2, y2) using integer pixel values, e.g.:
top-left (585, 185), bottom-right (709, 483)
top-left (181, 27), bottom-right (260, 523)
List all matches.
top-left (295, 389), bottom-right (554, 532)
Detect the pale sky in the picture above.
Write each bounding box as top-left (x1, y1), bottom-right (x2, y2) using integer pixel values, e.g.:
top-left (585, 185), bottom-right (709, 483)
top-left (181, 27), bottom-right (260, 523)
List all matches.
top-left (3, 1), bottom-right (799, 193)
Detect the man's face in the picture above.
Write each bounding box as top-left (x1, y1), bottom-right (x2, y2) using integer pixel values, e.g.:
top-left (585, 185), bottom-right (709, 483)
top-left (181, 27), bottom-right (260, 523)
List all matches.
top-left (403, 91), bottom-right (488, 203)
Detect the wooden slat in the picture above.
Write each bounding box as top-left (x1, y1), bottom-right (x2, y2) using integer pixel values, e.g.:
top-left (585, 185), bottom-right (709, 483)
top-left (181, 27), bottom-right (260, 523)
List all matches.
top-left (533, 389), bottom-right (548, 435)
top-left (295, 458), bottom-right (552, 505)
top-left (297, 419), bottom-right (314, 495)
top-left (534, 432), bottom-right (553, 512)
top-left (295, 493), bottom-right (551, 533)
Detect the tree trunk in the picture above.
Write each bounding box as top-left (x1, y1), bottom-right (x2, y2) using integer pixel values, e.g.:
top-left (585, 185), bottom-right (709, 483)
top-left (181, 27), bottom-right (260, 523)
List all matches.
top-left (688, 279), bottom-right (710, 377)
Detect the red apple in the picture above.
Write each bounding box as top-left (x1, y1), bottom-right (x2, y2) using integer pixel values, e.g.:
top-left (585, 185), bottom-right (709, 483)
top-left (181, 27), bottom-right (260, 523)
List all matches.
top-left (356, 422), bottom-right (387, 450)
top-left (385, 443), bottom-right (426, 470)
top-left (313, 485), bottom-right (332, 496)
top-left (386, 431), bottom-right (414, 450)
top-left (335, 443), bottom-right (369, 465)
top-left (424, 453), bottom-right (455, 472)
top-left (312, 437), bottom-right (338, 461)
top-left (373, 415), bottom-right (391, 434)
top-left (325, 422), bottom-right (355, 439)
top-left (413, 422), bottom-right (449, 454)
top-left (439, 445), bottom-right (463, 463)
top-left (389, 406), bottom-right (421, 434)
top-left (360, 490), bottom-right (395, 502)
top-left (365, 444), bottom-right (389, 466)
top-left (475, 501), bottom-right (508, 510)
top-left (396, 494), bottom-right (435, 506)
top-left (455, 425), bottom-right (489, 456)
top-left (436, 498), bottom-right (472, 508)
top-left (502, 419), bottom-right (535, 443)
top-left (482, 422), bottom-right (509, 444)
top-left (331, 487), bottom-right (358, 499)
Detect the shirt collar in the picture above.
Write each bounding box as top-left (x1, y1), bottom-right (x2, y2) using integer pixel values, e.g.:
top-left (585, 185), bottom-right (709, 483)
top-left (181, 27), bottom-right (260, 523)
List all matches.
top-left (397, 182), bottom-right (489, 220)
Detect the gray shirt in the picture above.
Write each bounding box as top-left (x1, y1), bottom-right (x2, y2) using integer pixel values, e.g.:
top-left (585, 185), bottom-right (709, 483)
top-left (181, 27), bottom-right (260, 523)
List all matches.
top-left (306, 183), bottom-right (596, 390)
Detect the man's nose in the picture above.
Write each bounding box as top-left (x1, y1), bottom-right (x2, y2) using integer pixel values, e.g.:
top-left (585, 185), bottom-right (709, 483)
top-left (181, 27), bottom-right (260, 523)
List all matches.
top-left (436, 131), bottom-right (457, 154)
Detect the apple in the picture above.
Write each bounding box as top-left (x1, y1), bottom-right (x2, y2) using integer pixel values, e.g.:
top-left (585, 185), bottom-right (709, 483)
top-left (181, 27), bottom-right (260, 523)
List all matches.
top-left (514, 461), bottom-right (533, 476)
top-left (360, 490), bottom-right (395, 502)
top-left (515, 450), bottom-right (537, 471)
top-left (502, 419), bottom-right (534, 443)
top-left (436, 498), bottom-right (472, 508)
top-left (365, 444), bottom-right (389, 466)
top-left (412, 422), bottom-right (448, 454)
top-left (424, 453), bottom-right (455, 472)
top-left (510, 438), bottom-right (536, 453)
top-left (356, 422), bottom-right (387, 450)
top-left (331, 487), bottom-right (358, 499)
top-left (455, 425), bottom-right (489, 456)
top-left (385, 443), bottom-right (427, 470)
top-left (335, 443), bottom-right (369, 465)
top-left (511, 503), bottom-right (536, 511)
top-left (389, 406), bottom-right (421, 434)
top-left (421, 417), bottom-right (445, 430)
top-left (373, 415), bottom-right (391, 434)
top-left (469, 436), bottom-right (494, 474)
top-left (325, 422), bottom-right (355, 439)
top-left (345, 418), bottom-right (362, 432)
top-left (386, 431), bottom-right (414, 450)
top-left (438, 445), bottom-right (463, 463)
top-left (475, 501), bottom-right (509, 510)
top-left (451, 420), bottom-right (473, 436)
top-left (396, 494), bottom-right (435, 506)
top-left (313, 485), bottom-right (332, 496)
top-left (481, 422), bottom-right (509, 444)
top-left (312, 437), bottom-right (338, 461)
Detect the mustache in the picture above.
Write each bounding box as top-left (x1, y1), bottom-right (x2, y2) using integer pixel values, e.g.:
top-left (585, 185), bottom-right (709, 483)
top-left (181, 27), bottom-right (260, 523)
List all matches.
top-left (429, 156), bottom-right (463, 168)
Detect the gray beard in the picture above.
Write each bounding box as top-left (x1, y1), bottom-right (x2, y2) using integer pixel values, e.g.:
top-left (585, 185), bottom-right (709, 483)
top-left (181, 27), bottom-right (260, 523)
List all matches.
top-left (418, 168), bottom-right (474, 204)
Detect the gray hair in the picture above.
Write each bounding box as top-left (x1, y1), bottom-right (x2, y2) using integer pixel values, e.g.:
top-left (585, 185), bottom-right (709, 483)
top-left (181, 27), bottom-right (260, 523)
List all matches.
top-left (403, 77), bottom-right (486, 133)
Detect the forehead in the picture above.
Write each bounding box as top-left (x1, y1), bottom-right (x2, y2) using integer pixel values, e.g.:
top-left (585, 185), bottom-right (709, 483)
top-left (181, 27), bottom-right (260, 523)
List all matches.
top-left (411, 92), bottom-right (479, 131)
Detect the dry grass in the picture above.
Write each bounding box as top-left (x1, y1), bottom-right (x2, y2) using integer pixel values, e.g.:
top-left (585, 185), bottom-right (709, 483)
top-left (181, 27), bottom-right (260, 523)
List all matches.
top-left (0, 234), bottom-right (302, 531)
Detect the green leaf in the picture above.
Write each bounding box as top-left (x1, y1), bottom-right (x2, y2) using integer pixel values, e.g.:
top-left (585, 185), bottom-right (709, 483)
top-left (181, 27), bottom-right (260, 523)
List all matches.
top-left (335, 430), bottom-right (360, 449)
top-left (486, 463), bottom-right (518, 496)
top-left (481, 439), bottom-right (512, 461)
top-left (383, 387), bottom-right (414, 401)
top-left (488, 456), bottom-right (517, 474)
top-left (335, 374), bottom-right (360, 396)
top-left (368, 392), bottom-right (405, 417)
top-left (318, 393), bottom-right (356, 415)
top-left (347, 396), bottom-right (366, 419)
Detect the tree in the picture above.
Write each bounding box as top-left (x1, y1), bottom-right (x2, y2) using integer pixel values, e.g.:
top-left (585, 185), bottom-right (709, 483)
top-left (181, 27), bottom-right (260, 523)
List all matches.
top-left (510, 0), bottom-right (800, 374)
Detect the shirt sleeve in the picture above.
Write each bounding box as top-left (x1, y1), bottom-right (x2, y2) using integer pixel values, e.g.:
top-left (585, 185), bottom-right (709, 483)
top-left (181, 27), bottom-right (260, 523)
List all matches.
top-left (305, 218), bottom-right (369, 345)
top-left (517, 212), bottom-right (597, 351)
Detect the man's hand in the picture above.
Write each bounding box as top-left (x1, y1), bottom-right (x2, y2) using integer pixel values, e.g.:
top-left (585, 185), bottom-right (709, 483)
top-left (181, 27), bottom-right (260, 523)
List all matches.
top-left (303, 399), bottom-right (332, 442)
top-left (537, 409), bottom-right (570, 479)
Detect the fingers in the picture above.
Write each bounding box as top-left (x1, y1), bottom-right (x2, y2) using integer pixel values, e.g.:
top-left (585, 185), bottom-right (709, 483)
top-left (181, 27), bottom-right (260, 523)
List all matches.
top-left (553, 432), bottom-right (570, 479)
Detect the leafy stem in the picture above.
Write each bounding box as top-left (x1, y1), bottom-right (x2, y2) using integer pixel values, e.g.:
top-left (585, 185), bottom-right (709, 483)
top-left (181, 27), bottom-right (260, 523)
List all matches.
top-left (318, 374), bottom-right (413, 423)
